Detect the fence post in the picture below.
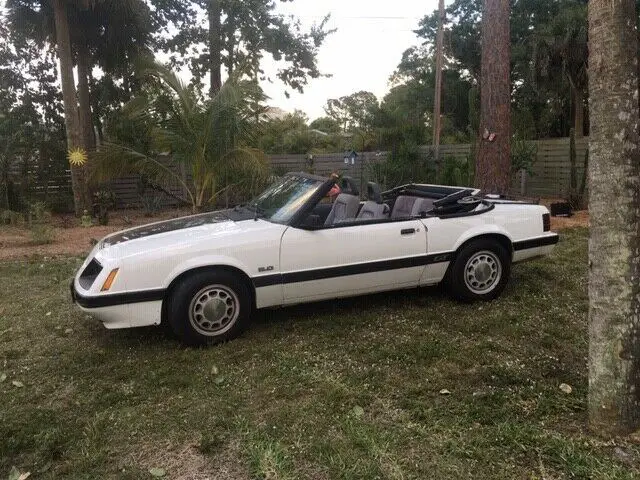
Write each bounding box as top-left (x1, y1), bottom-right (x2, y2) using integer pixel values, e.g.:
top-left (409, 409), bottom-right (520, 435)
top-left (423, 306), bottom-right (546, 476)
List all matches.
top-left (519, 168), bottom-right (527, 196)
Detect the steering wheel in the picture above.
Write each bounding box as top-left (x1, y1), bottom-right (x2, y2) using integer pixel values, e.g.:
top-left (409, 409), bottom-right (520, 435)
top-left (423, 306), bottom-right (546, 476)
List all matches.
top-left (433, 189), bottom-right (474, 208)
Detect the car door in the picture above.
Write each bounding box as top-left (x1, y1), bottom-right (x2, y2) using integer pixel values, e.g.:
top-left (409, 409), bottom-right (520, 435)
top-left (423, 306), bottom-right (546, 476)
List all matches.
top-left (279, 219), bottom-right (427, 303)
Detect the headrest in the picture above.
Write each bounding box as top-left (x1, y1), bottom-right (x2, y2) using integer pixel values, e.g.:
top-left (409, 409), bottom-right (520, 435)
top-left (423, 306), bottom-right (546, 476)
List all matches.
top-left (367, 182), bottom-right (383, 203)
top-left (339, 176), bottom-right (359, 197)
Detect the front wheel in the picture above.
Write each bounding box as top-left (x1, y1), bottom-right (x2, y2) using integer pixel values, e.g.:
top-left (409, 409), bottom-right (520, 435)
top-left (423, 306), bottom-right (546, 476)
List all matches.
top-left (446, 239), bottom-right (511, 302)
top-left (167, 270), bottom-right (252, 346)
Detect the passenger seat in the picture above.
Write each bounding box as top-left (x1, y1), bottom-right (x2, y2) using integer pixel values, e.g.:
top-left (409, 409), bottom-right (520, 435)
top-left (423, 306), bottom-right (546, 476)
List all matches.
top-left (357, 182), bottom-right (389, 220)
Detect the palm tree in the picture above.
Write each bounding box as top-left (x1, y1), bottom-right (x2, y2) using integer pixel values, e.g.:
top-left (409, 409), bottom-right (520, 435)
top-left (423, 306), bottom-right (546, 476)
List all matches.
top-left (532, 4), bottom-right (588, 137)
top-left (588, 0), bottom-right (640, 434)
top-left (8, 0), bottom-right (152, 215)
top-left (51, 0), bottom-right (88, 215)
top-left (92, 61), bottom-right (270, 213)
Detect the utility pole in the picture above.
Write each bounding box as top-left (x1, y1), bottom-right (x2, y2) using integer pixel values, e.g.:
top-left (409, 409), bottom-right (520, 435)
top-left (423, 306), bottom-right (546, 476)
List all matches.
top-left (433, 0), bottom-right (445, 172)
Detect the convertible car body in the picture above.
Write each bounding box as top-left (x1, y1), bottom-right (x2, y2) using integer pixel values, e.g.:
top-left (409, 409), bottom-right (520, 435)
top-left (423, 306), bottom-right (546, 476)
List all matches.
top-left (71, 172), bottom-right (558, 345)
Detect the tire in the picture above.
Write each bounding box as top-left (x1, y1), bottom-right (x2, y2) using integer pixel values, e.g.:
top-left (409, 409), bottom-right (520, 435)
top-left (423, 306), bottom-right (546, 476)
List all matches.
top-left (446, 238), bottom-right (511, 302)
top-left (167, 270), bottom-right (252, 346)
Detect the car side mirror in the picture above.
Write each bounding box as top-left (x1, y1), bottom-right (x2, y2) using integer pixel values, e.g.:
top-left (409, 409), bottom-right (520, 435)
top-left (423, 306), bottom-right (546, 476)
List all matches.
top-left (300, 214), bottom-right (322, 229)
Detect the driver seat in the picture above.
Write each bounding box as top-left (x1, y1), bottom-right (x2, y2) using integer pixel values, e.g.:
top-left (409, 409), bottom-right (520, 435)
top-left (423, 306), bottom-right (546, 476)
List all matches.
top-left (324, 193), bottom-right (360, 225)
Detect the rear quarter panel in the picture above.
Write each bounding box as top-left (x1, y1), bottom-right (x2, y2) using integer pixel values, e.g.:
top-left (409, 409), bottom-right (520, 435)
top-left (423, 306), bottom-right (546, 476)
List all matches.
top-left (422, 203), bottom-right (551, 259)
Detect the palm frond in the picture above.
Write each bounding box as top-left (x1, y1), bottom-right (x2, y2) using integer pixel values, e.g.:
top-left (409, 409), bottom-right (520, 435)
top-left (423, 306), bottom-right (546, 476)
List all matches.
top-left (91, 141), bottom-right (193, 205)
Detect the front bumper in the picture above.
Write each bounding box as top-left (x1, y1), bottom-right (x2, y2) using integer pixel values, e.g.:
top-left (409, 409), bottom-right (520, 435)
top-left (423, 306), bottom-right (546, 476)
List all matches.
top-left (70, 279), bottom-right (164, 329)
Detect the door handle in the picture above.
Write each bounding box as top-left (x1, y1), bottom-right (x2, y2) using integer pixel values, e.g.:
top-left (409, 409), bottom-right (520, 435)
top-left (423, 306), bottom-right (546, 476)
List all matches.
top-left (401, 228), bottom-right (416, 235)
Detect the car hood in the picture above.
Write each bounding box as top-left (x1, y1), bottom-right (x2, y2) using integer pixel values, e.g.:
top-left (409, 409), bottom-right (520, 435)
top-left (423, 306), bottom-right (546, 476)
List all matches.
top-left (101, 210), bottom-right (233, 246)
top-left (95, 209), bottom-right (283, 261)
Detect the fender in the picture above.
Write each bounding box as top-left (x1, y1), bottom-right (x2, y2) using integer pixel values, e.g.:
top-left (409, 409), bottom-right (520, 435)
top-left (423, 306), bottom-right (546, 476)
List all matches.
top-left (451, 224), bottom-right (514, 252)
top-left (163, 254), bottom-right (256, 289)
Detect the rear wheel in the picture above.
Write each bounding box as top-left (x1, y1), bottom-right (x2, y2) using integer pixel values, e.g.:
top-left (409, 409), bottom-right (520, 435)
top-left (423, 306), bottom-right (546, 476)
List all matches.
top-left (168, 270), bottom-right (252, 346)
top-left (446, 238), bottom-right (511, 302)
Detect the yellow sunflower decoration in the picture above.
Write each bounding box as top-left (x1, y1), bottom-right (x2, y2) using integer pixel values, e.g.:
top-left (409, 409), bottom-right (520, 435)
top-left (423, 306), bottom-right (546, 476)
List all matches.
top-left (67, 147), bottom-right (88, 167)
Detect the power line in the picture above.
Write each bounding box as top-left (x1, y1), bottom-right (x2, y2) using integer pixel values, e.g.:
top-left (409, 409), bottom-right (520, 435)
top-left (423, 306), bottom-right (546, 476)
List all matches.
top-left (280, 14), bottom-right (424, 21)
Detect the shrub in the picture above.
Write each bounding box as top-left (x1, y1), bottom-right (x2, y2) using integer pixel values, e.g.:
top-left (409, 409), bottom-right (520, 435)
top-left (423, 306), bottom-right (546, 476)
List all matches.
top-left (26, 202), bottom-right (54, 245)
top-left (136, 177), bottom-right (165, 217)
top-left (92, 189), bottom-right (116, 225)
top-left (30, 224), bottom-right (55, 245)
top-left (1, 209), bottom-right (24, 226)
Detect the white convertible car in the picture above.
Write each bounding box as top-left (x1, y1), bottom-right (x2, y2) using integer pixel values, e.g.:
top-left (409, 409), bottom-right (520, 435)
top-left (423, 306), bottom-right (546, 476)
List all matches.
top-left (71, 173), bottom-right (558, 345)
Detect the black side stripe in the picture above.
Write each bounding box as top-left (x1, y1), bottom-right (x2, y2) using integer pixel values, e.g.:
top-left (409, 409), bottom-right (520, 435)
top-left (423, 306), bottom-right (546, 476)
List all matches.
top-left (74, 235), bottom-right (558, 308)
top-left (253, 252), bottom-right (454, 288)
top-left (73, 287), bottom-right (165, 309)
top-left (512, 234), bottom-right (559, 251)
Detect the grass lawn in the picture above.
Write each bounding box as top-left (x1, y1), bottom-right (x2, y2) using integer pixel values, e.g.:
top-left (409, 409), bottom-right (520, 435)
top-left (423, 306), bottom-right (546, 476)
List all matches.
top-left (1, 227), bottom-right (638, 479)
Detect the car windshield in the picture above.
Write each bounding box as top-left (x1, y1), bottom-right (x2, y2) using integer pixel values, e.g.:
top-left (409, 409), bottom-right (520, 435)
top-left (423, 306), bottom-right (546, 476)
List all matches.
top-left (249, 174), bottom-right (324, 223)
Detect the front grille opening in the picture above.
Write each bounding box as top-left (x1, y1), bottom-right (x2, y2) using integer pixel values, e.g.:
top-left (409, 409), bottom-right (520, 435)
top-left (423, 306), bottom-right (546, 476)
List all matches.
top-left (79, 259), bottom-right (103, 290)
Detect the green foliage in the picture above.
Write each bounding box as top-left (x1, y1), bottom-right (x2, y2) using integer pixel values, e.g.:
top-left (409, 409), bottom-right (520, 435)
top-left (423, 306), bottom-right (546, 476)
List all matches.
top-left (309, 116), bottom-right (341, 135)
top-left (27, 201), bottom-right (54, 245)
top-left (404, 0), bottom-right (589, 139)
top-left (155, 0), bottom-right (333, 96)
top-left (259, 112), bottom-right (319, 155)
top-left (94, 60), bottom-right (270, 212)
top-left (27, 201), bottom-right (51, 226)
top-left (0, 210), bottom-right (24, 227)
top-left (368, 144), bottom-right (436, 189)
top-left (92, 189), bottom-right (116, 226)
top-left (136, 177), bottom-right (165, 217)
top-left (511, 136), bottom-right (538, 174)
top-left (438, 156), bottom-right (473, 186)
top-left (324, 91), bottom-right (379, 133)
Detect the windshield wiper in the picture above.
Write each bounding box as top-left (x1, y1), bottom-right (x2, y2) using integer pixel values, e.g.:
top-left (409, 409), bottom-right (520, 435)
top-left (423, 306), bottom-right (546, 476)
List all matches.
top-left (246, 202), bottom-right (266, 221)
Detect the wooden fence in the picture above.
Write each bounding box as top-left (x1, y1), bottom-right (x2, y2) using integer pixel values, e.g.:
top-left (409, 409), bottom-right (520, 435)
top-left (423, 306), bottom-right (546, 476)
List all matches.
top-left (268, 137), bottom-right (589, 198)
top-left (7, 137), bottom-right (589, 211)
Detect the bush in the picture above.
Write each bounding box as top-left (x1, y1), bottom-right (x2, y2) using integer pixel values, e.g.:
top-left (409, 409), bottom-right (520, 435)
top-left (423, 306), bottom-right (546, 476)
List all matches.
top-left (92, 189), bottom-right (116, 225)
top-left (26, 202), bottom-right (54, 245)
top-left (27, 201), bottom-right (52, 225)
top-left (30, 224), bottom-right (55, 245)
top-left (367, 143), bottom-right (436, 189)
top-left (136, 177), bottom-right (165, 217)
top-left (1, 209), bottom-right (25, 226)
top-left (437, 156), bottom-right (472, 186)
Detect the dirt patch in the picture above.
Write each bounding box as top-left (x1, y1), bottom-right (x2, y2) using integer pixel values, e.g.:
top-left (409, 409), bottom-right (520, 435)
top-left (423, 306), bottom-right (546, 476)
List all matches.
top-left (0, 208), bottom-right (191, 260)
top-left (550, 210), bottom-right (589, 230)
top-left (126, 439), bottom-right (249, 480)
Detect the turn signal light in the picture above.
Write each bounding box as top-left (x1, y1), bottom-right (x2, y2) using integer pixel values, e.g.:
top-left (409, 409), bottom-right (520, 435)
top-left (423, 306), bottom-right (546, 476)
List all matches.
top-left (101, 268), bottom-right (119, 291)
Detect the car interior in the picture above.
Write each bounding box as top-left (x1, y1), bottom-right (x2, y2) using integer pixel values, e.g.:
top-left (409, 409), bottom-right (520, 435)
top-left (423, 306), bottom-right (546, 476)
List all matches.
top-left (303, 176), bottom-right (488, 228)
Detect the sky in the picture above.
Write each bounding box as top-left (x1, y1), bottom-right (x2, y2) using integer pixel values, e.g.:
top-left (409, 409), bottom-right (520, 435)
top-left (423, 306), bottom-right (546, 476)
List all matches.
top-left (261, 0), bottom-right (438, 121)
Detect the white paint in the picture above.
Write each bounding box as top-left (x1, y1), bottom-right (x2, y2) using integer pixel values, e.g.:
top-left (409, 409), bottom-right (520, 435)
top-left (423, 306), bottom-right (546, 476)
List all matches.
top-left (73, 184), bottom-right (557, 330)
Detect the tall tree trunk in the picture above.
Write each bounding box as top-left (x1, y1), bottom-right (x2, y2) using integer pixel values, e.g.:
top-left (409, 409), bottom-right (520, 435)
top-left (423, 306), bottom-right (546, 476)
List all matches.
top-left (588, 0), bottom-right (640, 435)
top-left (209, 0), bottom-right (222, 97)
top-left (77, 42), bottom-right (94, 208)
top-left (571, 83), bottom-right (585, 138)
top-left (52, 0), bottom-right (86, 216)
top-left (475, 0), bottom-right (511, 195)
top-left (89, 72), bottom-right (103, 146)
top-left (433, 0), bottom-right (445, 170)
